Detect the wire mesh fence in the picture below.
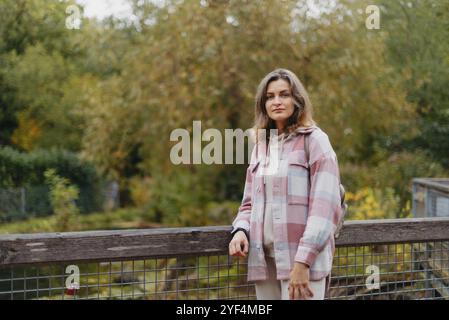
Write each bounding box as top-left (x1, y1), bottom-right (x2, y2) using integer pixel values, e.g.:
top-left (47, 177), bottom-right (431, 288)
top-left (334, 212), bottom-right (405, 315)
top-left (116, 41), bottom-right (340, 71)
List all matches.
top-left (329, 241), bottom-right (449, 300)
top-left (1, 239), bottom-right (448, 300)
top-left (0, 255), bottom-right (255, 300)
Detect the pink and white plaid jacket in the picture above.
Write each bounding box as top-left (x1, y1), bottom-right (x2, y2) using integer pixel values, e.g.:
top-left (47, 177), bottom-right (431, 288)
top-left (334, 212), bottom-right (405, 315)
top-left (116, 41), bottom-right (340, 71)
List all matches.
top-left (232, 125), bottom-right (343, 282)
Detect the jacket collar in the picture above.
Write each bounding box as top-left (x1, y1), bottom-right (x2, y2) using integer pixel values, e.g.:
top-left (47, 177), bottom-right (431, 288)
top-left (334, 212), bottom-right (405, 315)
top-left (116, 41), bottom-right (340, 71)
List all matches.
top-left (254, 125), bottom-right (318, 161)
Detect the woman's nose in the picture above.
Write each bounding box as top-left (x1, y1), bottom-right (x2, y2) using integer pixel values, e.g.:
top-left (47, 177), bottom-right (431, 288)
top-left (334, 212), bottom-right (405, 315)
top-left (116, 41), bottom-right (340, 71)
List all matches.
top-left (273, 95), bottom-right (281, 104)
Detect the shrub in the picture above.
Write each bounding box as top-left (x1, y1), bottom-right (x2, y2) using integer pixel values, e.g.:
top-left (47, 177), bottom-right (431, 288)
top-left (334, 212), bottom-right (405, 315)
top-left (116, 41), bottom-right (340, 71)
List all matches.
top-left (346, 187), bottom-right (411, 220)
top-left (340, 150), bottom-right (448, 218)
top-left (44, 169), bottom-right (80, 231)
top-left (0, 146), bottom-right (104, 215)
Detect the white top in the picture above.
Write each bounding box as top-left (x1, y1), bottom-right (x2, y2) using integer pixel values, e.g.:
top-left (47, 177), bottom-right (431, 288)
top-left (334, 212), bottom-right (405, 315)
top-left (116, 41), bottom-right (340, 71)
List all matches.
top-left (262, 133), bottom-right (286, 258)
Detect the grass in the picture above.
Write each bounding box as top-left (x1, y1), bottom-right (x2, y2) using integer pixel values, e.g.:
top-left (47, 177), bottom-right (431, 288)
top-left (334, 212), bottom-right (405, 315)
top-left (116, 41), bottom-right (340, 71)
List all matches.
top-left (0, 207), bottom-right (163, 234)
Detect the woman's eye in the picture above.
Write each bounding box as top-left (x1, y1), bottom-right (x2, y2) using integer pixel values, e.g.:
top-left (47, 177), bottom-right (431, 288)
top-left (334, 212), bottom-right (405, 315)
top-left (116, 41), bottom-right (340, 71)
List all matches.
top-left (266, 96), bottom-right (273, 100)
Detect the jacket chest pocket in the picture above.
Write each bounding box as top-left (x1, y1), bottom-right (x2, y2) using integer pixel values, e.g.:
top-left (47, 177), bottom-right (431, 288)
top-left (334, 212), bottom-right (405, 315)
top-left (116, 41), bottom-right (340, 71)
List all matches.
top-left (287, 154), bottom-right (310, 205)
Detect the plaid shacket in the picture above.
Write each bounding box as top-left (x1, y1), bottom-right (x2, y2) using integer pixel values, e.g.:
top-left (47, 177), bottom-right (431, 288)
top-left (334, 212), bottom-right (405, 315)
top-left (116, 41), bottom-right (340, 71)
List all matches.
top-left (231, 125), bottom-right (343, 282)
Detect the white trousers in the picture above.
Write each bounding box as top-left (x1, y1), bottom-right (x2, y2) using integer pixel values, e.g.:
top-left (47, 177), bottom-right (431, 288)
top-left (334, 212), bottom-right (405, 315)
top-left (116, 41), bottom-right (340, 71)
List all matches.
top-left (255, 257), bottom-right (326, 300)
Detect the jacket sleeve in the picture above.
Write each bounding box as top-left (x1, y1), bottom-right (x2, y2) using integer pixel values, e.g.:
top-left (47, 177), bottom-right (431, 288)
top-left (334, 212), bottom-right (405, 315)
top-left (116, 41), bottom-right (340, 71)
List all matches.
top-left (294, 134), bottom-right (342, 267)
top-left (231, 144), bottom-right (258, 235)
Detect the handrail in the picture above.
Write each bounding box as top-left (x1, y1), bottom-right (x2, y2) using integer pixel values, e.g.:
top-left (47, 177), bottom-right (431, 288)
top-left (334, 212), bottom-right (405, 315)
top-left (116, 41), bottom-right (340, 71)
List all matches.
top-left (1, 217), bottom-right (449, 267)
top-left (413, 178), bottom-right (449, 193)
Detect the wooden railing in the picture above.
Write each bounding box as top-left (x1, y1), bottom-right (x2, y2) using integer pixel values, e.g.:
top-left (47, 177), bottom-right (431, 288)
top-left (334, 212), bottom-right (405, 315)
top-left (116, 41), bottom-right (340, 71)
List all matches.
top-left (1, 218), bottom-right (449, 266)
top-left (1, 217), bottom-right (449, 300)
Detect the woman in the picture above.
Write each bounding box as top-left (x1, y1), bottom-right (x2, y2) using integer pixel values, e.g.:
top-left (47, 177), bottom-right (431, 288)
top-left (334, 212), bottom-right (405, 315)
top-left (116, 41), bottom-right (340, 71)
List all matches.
top-left (229, 68), bottom-right (343, 300)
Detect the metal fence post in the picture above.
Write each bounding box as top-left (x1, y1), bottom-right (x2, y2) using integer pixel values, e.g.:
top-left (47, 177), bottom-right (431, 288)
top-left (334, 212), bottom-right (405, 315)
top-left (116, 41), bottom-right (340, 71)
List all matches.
top-left (20, 187), bottom-right (26, 216)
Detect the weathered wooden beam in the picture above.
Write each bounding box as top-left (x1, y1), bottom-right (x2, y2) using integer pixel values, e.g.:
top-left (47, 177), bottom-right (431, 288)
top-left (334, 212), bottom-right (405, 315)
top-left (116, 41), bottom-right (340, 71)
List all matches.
top-left (413, 178), bottom-right (449, 194)
top-left (1, 218), bottom-right (449, 266)
top-left (335, 217), bottom-right (449, 247)
top-left (0, 226), bottom-right (233, 266)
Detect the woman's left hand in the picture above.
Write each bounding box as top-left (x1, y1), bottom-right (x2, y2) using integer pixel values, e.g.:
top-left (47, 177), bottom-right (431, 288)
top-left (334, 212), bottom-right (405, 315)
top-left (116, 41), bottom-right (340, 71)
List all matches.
top-left (288, 262), bottom-right (314, 300)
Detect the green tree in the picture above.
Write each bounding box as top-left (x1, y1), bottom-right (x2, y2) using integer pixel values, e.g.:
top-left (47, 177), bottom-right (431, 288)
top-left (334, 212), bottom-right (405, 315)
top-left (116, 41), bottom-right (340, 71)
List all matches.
top-left (78, 0), bottom-right (417, 221)
top-left (380, 0), bottom-right (449, 167)
top-left (0, 0), bottom-right (103, 151)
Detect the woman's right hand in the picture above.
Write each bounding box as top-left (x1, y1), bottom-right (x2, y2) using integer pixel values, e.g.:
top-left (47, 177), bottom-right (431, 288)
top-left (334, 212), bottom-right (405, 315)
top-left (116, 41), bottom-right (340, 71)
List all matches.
top-left (229, 231), bottom-right (249, 257)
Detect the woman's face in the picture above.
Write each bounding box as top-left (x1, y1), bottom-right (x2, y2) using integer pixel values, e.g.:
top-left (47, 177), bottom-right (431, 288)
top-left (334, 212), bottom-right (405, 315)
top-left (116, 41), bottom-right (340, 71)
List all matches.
top-left (265, 79), bottom-right (295, 132)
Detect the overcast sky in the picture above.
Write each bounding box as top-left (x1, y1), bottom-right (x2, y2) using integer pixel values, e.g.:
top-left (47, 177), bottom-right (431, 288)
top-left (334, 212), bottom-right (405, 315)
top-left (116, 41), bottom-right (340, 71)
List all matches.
top-left (76, 0), bottom-right (133, 20)
top-left (75, 0), bottom-right (338, 20)
top-left (75, 0), bottom-right (332, 20)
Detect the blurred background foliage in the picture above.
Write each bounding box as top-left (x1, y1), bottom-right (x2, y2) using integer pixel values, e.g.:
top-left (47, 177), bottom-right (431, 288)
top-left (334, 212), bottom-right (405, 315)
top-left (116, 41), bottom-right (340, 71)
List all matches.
top-left (0, 0), bottom-right (448, 231)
